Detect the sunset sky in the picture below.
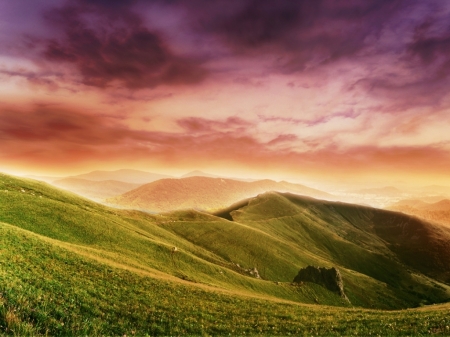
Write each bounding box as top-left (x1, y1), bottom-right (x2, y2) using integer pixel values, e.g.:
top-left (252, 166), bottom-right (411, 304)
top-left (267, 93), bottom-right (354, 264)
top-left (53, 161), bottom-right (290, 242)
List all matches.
top-left (1, 0), bottom-right (450, 187)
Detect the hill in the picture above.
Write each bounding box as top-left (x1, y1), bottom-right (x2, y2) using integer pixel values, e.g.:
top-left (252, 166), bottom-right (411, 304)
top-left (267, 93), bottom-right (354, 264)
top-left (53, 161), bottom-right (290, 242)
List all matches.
top-left (417, 185), bottom-right (450, 196)
top-left (52, 177), bottom-right (142, 202)
top-left (212, 192), bottom-right (450, 285)
top-left (67, 169), bottom-right (172, 184)
top-left (107, 176), bottom-right (334, 212)
top-left (181, 170), bottom-right (219, 178)
top-left (350, 186), bottom-right (404, 197)
top-left (387, 198), bottom-right (450, 228)
top-left (1, 172), bottom-right (450, 335)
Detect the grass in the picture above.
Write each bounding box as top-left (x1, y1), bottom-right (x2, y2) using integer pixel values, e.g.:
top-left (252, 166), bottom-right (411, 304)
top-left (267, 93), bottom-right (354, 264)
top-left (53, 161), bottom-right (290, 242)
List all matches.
top-left (1, 173), bottom-right (450, 335)
top-left (2, 223), bottom-right (450, 336)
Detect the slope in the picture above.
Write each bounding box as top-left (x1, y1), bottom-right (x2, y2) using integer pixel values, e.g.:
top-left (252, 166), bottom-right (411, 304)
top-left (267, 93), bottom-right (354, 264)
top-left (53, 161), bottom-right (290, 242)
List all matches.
top-left (162, 192), bottom-right (450, 308)
top-left (2, 223), bottom-right (450, 336)
top-left (107, 176), bottom-right (333, 212)
top-left (0, 173), bottom-right (349, 307)
top-left (1, 173), bottom-right (449, 312)
top-left (228, 192), bottom-right (450, 284)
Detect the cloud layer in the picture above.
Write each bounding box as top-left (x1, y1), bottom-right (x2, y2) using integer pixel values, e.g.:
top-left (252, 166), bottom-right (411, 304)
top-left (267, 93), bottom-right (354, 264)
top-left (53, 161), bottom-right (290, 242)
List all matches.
top-left (1, 0), bottom-right (450, 184)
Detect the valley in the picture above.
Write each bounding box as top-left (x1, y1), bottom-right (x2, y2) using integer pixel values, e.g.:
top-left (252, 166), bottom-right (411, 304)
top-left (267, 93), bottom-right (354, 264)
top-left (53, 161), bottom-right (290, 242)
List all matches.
top-left (1, 172), bottom-right (450, 335)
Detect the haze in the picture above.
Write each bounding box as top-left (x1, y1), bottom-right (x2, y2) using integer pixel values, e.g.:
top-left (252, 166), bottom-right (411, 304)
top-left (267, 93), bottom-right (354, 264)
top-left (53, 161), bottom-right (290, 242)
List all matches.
top-left (1, 0), bottom-right (450, 190)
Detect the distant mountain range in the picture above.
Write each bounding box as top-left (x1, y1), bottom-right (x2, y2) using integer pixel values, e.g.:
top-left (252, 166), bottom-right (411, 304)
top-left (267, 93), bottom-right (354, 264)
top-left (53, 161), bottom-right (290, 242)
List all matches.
top-left (416, 185), bottom-right (450, 196)
top-left (387, 198), bottom-right (450, 228)
top-left (107, 176), bottom-right (334, 212)
top-left (348, 186), bottom-right (404, 197)
top-left (52, 178), bottom-right (141, 201)
top-left (181, 170), bottom-right (220, 178)
top-left (66, 169), bottom-right (172, 184)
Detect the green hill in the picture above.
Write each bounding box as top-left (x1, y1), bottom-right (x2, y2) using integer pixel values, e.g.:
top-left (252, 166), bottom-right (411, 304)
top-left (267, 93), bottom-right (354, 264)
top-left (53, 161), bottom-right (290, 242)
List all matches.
top-left (1, 173), bottom-right (450, 335)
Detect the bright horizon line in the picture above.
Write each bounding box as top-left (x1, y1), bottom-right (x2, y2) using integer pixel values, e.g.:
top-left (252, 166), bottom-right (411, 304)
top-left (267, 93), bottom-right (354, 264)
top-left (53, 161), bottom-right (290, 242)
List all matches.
top-left (2, 166), bottom-right (448, 192)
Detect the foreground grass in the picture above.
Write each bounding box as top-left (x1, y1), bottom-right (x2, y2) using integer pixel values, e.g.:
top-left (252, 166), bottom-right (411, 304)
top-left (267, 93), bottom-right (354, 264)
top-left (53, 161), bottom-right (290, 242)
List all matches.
top-left (1, 224), bottom-right (450, 336)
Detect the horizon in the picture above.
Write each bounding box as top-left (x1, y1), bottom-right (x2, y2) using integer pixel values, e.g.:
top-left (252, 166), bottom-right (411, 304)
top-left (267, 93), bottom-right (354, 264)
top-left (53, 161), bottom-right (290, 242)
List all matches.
top-left (1, 1), bottom-right (450, 188)
top-left (3, 167), bottom-right (449, 194)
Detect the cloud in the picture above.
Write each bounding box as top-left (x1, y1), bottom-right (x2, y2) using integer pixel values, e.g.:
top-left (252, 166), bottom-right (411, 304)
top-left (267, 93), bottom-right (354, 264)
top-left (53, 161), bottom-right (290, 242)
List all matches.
top-left (258, 110), bottom-right (361, 127)
top-left (408, 19), bottom-right (450, 67)
top-left (37, 0), bottom-right (207, 89)
top-left (0, 105), bottom-right (131, 144)
top-left (191, 0), bottom-right (406, 72)
top-left (344, 2), bottom-right (450, 112)
top-left (267, 134), bottom-right (297, 146)
top-left (177, 116), bottom-right (251, 134)
top-left (2, 104), bottom-right (449, 180)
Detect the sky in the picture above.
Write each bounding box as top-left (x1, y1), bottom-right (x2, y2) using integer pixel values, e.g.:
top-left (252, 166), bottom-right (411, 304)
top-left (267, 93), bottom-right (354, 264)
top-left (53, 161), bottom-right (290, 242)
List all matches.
top-left (1, 0), bottom-right (450, 187)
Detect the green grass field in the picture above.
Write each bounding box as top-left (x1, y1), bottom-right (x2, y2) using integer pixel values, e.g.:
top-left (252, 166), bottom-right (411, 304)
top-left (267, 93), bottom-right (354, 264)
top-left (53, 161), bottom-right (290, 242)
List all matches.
top-left (1, 173), bottom-right (450, 335)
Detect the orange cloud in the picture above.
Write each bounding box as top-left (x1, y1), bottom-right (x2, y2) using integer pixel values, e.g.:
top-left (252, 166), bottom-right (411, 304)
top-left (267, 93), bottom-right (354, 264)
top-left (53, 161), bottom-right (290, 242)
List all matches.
top-left (1, 103), bottom-right (450, 184)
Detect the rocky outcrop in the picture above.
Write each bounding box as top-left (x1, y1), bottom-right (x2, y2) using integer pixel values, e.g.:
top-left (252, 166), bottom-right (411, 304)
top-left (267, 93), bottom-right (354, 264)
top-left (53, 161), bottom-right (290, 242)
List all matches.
top-left (233, 263), bottom-right (261, 279)
top-left (248, 267), bottom-right (261, 279)
top-left (293, 266), bottom-right (349, 302)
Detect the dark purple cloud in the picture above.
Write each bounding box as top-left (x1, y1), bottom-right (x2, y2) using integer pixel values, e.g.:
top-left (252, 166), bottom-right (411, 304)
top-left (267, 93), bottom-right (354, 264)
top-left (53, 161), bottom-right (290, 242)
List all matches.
top-left (189, 0), bottom-right (407, 72)
top-left (10, 0), bottom-right (448, 91)
top-left (347, 5), bottom-right (450, 112)
top-left (408, 18), bottom-right (450, 77)
top-left (38, 0), bottom-right (207, 89)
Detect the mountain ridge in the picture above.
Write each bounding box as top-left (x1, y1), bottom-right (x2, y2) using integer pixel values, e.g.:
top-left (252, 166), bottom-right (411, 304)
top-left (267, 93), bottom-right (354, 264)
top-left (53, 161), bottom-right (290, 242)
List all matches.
top-left (52, 177), bottom-right (142, 201)
top-left (107, 176), bottom-right (334, 212)
top-left (67, 169), bottom-right (172, 184)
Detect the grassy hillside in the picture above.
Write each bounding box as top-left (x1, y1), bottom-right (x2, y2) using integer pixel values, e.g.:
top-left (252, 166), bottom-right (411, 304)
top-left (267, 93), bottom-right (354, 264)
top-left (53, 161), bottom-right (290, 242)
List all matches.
top-left (1, 173), bottom-right (450, 335)
top-left (2, 223), bottom-right (450, 336)
top-left (0, 174), bottom-right (349, 306)
top-left (107, 176), bottom-right (333, 212)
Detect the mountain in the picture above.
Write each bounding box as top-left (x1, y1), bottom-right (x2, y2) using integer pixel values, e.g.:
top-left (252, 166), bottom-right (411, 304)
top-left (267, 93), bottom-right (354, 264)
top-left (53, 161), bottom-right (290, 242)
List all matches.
top-left (417, 185), bottom-right (450, 196)
top-left (52, 177), bottom-right (141, 201)
top-left (181, 170), bottom-right (219, 178)
top-left (107, 176), bottom-right (334, 212)
top-left (1, 172), bottom-right (450, 335)
top-left (350, 186), bottom-right (404, 197)
top-left (387, 198), bottom-right (450, 228)
top-left (67, 169), bottom-right (172, 184)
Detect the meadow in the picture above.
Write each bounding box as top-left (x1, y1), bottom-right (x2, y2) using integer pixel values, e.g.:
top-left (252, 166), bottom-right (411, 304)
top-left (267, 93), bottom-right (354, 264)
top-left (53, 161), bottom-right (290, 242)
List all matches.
top-left (1, 173), bottom-right (450, 335)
